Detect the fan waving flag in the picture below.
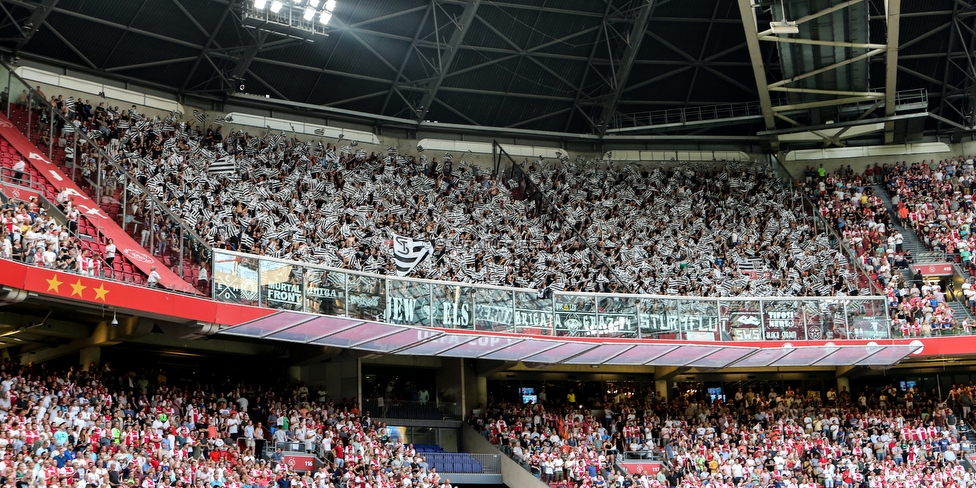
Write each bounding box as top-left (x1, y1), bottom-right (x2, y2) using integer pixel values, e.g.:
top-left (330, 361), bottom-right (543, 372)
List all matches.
top-left (393, 234), bottom-right (433, 277)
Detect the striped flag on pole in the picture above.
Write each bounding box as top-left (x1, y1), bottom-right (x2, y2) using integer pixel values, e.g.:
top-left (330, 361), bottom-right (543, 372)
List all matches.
top-left (393, 234), bottom-right (433, 277)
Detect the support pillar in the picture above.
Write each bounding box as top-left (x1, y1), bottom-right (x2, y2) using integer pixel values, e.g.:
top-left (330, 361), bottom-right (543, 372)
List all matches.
top-left (287, 365), bottom-right (302, 383)
top-left (837, 376), bottom-right (851, 396)
top-left (299, 350), bottom-right (361, 408)
top-left (465, 360), bottom-right (487, 416)
top-left (79, 346), bottom-right (100, 371)
top-left (655, 380), bottom-right (670, 402)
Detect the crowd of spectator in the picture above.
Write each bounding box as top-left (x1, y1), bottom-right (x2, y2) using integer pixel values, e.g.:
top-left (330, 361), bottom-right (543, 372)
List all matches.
top-left (0, 360), bottom-right (458, 488)
top-left (472, 382), bottom-right (976, 488)
top-left (0, 192), bottom-right (101, 273)
top-left (0, 87), bottom-right (890, 299)
top-left (32, 96), bottom-right (883, 297)
top-left (801, 162), bottom-right (975, 337)
top-left (521, 160), bottom-right (870, 297)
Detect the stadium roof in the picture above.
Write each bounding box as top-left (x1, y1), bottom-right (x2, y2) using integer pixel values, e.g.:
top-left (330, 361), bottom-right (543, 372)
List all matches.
top-left (0, 0), bottom-right (969, 139)
top-left (221, 309), bottom-right (920, 367)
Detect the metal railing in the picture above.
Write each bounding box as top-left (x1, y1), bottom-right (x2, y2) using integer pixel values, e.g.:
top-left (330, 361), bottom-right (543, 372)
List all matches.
top-left (0, 184), bottom-right (117, 278)
top-left (610, 100), bottom-right (775, 131)
top-left (0, 60), bottom-right (212, 292)
top-left (213, 248), bottom-right (891, 341)
top-left (363, 399), bottom-right (461, 419)
top-left (428, 452), bottom-right (501, 474)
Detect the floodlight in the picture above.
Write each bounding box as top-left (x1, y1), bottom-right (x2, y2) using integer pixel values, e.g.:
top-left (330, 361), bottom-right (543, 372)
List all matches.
top-left (769, 21), bottom-right (799, 34)
top-left (769, 0), bottom-right (798, 35)
top-left (270, 1), bottom-right (283, 13)
top-left (325, 0), bottom-right (336, 11)
top-left (254, 0), bottom-right (268, 8)
top-left (319, 10), bottom-right (332, 24)
top-left (303, 7), bottom-right (315, 20)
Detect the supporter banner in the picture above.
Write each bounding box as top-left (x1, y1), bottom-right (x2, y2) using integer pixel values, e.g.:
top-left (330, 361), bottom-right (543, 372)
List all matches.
top-left (213, 252), bottom-right (259, 306)
top-left (0, 259), bottom-right (274, 325)
top-left (432, 284), bottom-right (473, 329)
top-left (387, 280), bottom-right (432, 327)
top-left (346, 273), bottom-right (386, 321)
top-left (386, 283), bottom-right (478, 329)
top-left (0, 114), bottom-right (197, 293)
top-left (303, 268), bottom-right (345, 316)
top-left (514, 290), bottom-right (555, 335)
top-left (392, 234), bottom-right (432, 277)
top-left (473, 288), bottom-right (514, 332)
top-left (762, 309), bottom-right (805, 341)
top-left (728, 310), bottom-right (763, 341)
top-left (259, 261), bottom-right (304, 311)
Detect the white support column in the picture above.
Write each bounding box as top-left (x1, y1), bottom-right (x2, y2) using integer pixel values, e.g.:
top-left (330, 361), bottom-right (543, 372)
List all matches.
top-left (884, 0), bottom-right (902, 143)
top-left (736, 0), bottom-right (776, 132)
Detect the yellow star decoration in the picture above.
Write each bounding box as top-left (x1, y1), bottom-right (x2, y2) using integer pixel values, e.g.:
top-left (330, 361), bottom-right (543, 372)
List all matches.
top-left (46, 275), bottom-right (63, 293)
top-left (93, 283), bottom-right (110, 301)
top-left (70, 279), bottom-right (87, 298)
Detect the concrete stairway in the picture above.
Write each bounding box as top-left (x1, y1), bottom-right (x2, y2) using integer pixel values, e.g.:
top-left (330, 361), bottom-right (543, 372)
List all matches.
top-left (873, 184), bottom-right (972, 319)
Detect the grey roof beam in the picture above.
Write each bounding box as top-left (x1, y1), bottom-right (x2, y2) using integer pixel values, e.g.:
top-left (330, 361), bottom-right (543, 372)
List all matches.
top-left (105, 56), bottom-right (198, 73)
top-left (938, 1), bottom-right (962, 124)
top-left (41, 21), bottom-right (96, 69)
top-left (1, 1), bottom-right (206, 50)
top-left (439, 0), bottom-right (605, 18)
top-left (246, 56), bottom-right (396, 85)
top-left (757, 112), bottom-right (928, 136)
top-left (227, 31), bottom-right (269, 92)
top-left (472, 14), bottom-right (581, 90)
top-left (380, 1), bottom-right (434, 115)
top-left (99, 0), bottom-right (151, 70)
top-left (180, 0), bottom-right (234, 92)
top-left (331, 17), bottom-right (399, 74)
top-left (400, 84), bottom-right (576, 102)
top-left (884, 0), bottom-right (901, 143)
top-left (736, 0), bottom-right (775, 131)
top-left (646, 31), bottom-right (757, 95)
top-left (684, 0), bottom-right (723, 105)
top-left (13, 0), bottom-right (57, 53)
top-left (416, 0), bottom-right (482, 122)
top-left (597, 0), bottom-right (657, 135)
top-left (566, 0), bottom-right (615, 133)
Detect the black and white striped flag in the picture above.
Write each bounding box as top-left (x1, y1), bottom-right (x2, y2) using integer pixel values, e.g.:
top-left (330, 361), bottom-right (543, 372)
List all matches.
top-left (393, 234), bottom-right (433, 277)
top-left (193, 110), bottom-right (207, 125)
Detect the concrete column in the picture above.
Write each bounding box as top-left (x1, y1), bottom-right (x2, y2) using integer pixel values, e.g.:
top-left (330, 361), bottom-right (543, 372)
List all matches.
top-left (837, 376), bottom-right (851, 396)
top-left (655, 380), bottom-right (670, 402)
top-left (300, 351), bottom-right (362, 408)
top-left (437, 357), bottom-right (464, 414)
top-left (464, 360), bottom-right (487, 416)
top-left (287, 366), bottom-right (302, 383)
top-left (79, 346), bottom-right (100, 371)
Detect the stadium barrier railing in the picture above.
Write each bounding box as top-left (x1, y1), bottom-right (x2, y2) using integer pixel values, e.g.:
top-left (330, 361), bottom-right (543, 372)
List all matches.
top-left (0, 61), bottom-right (213, 294)
top-left (211, 248), bottom-right (893, 341)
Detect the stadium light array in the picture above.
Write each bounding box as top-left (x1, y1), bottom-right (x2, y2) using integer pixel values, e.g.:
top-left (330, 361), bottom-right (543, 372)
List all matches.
top-left (245, 0), bottom-right (335, 35)
top-left (251, 0), bottom-right (335, 24)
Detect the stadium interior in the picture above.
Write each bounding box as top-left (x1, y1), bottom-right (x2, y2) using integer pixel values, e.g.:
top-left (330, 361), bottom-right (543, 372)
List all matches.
top-left (1, 0), bottom-right (976, 487)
